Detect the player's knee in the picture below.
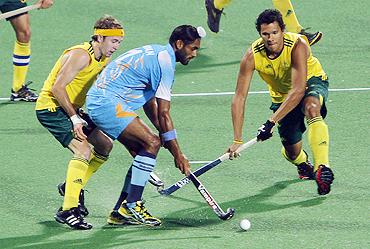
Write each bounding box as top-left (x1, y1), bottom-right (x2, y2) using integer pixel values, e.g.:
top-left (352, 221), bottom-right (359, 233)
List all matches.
top-left (282, 148), bottom-right (298, 161)
top-left (71, 142), bottom-right (91, 160)
top-left (287, 153), bottom-right (298, 161)
top-left (146, 135), bottom-right (161, 153)
top-left (103, 142), bottom-right (113, 155)
top-left (94, 141), bottom-right (112, 157)
top-left (304, 102), bottom-right (321, 119)
top-left (16, 29), bottom-right (31, 43)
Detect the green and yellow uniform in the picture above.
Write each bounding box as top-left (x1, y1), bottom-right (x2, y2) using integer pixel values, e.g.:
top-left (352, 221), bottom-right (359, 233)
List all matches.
top-left (35, 27), bottom-right (124, 214)
top-left (35, 42), bottom-right (110, 211)
top-left (252, 32), bottom-right (329, 169)
top-left (36, 42), bottom-right (109, 147)
top-left (252, 32), bottom-right (326, 104)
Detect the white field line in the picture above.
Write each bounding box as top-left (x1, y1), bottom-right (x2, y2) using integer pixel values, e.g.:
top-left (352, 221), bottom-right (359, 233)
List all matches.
top-left (172, 87), bottom-right (370, 97)
top-left (1, 87), bottom-right (369, 101)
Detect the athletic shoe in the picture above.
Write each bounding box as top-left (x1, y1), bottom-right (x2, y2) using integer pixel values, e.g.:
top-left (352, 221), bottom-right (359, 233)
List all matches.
top-left (57, 182), bottom-right (89, 217)
top-left (54, 207), bottom-right (92, 230)
top-left (10, 81), bottom-right (38, 102)
top-left (205, 0), bottom-right (224, 33)
top-left (315, 165), bottom-right (334, 195)
top-left (118, 200), bottom-right (162, 226)
top-left (299, 29), bottom-right (323, 46)
top-left (107, 210), bottom-right (140, 225)
top-left (296, 161), bottom-right (315, 180)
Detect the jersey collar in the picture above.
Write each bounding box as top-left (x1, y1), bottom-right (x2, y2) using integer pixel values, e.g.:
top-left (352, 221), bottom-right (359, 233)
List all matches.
top-left (166, 43), bottom-right (176, 68)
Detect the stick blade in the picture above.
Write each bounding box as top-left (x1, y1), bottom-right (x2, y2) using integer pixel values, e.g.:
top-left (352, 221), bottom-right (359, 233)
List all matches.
top-left (220, 208), bottom-right (235, 220)
top-left (158, 188), bottom-right (170, 196)
top-left (149, 172), bottom-right (164, 188)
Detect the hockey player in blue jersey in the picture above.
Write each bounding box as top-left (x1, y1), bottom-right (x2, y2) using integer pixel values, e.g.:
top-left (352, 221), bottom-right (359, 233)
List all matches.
top-left (86, 25), bottom-right (206, 226)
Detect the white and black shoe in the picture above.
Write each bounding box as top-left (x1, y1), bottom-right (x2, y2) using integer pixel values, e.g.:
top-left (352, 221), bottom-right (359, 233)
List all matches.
top-left (54, 207), bottom-right (92, 230)
top-left (299, 28), bottom-right (323, 46)
top-left (10, 81), bottom-right (38, 102)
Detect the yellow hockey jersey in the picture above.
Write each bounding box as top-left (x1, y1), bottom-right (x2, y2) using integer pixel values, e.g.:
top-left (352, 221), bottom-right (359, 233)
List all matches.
top-left (252, 32), bottom-right (326, 103)
top-left (35, 42), bottom-right (109, 110)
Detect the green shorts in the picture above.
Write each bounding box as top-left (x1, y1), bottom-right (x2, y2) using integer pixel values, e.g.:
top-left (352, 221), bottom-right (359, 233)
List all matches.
top-left (0, 0), bottom-right (27, 21)
top-left (270, 76), bottom-right (329, 146)
top-left (36, 107), bottom-right (96, 147)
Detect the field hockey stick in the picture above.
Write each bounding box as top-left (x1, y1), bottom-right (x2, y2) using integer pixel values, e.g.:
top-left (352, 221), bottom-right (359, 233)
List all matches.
top-left (0, 3), bottom-right (41, 21)
top-left (148, 172), bottom-right (164, 188)
top-left (158, 137), bottom-right (258, 195)
top-left (188, 172), bottom-right (235, 220)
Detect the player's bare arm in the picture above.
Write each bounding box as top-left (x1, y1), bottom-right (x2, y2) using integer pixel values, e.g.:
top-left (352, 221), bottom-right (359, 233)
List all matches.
top-left (157, 98), bottom-right (190, 175)
top-left (269, 37), bottom-right (308, 123)
top-left (228, 48), bottom-right (255, 158)
top-left (51, 49), bottom-right (90, 140)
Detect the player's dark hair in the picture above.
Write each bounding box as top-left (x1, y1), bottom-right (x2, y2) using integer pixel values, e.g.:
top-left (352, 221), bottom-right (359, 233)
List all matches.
top-left (169, 25), bottom-right (201, 46)
top-left (91, 15), bottom-right (123, 41)
top-left (255, 9), bottom-right (285, 33)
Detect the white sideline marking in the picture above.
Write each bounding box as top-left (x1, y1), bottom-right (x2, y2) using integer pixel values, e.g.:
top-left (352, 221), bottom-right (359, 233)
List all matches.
top-left (172, 87), bottom-right (370, 97)
top-left (1, 87), bottom-right (369, 101)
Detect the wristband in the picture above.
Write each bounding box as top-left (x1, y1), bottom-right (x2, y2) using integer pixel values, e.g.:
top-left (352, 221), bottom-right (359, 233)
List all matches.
top-left (70, 114), bottom-right (84, 126)
top-left (161, 129), bottom-right (177, 142)
top-left (233, 139), bottom-right (243, 144)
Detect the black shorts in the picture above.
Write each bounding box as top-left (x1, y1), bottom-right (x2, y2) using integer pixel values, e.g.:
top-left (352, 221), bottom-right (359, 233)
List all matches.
top-left (270, 76), bottom-right (329, 145)
top-left (0, 0), bottom-right (27, 21)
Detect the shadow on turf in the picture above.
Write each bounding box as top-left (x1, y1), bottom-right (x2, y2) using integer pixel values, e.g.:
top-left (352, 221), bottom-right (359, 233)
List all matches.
top-left (0, 127), bottom-right (45, 135)
top-left (0, 100), bottom-right (16, 109)
top-left (0, 180), bottom-right (326, 248)
top-left (163, 179), bottom-right (326, 227)
top-left (0, 100), bottom-right (35, 106)
top-left (0, 221), bottom-right (220, 249)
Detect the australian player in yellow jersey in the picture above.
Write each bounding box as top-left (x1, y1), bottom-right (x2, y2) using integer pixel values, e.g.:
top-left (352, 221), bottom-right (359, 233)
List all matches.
top-left (228, 9), bottom-right (334, 195)
top-left (205, 0), bottom-right (322, 46)
top-left (35, 15), bottom-right (124, 229)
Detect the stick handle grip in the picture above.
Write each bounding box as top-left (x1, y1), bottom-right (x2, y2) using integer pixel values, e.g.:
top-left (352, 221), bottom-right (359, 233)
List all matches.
top-left (219, 137), bottom-right (258, 161)
top-left (236, 137), bottom-right (258, 153)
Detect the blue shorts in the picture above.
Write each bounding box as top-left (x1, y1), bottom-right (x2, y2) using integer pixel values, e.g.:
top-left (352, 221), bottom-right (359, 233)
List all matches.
top-left (86, 94), bottom-right (137, 140)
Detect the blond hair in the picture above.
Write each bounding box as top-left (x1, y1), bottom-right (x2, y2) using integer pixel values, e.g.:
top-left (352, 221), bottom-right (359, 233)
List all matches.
top-left (92, 15), bottom-right (123, 41)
